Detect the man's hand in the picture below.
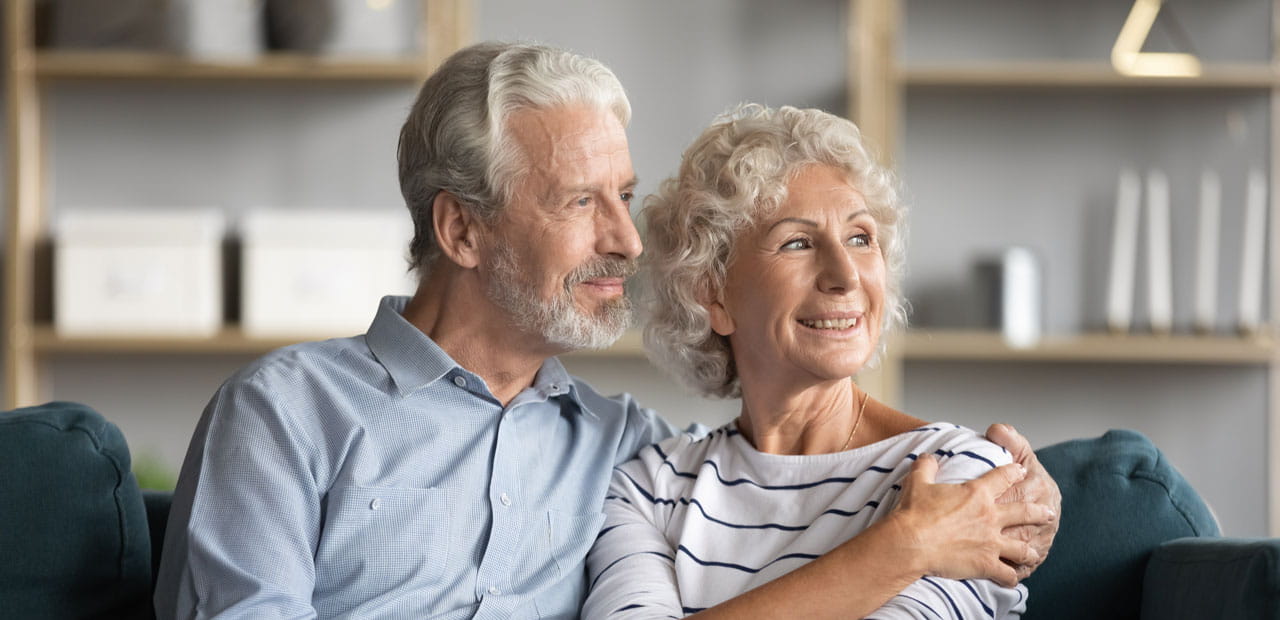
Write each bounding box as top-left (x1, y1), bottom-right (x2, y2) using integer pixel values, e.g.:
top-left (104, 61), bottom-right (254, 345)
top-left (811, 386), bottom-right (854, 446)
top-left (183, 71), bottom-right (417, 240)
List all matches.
top-left (890, 455), bottom-right (1053, 588)
top-left (985, 423), bottom-right (1062, 580)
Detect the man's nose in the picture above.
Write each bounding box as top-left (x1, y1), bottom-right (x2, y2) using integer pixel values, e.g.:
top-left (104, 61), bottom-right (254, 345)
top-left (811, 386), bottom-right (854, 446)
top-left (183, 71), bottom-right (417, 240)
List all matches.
top-left (598, 196), bottom-right (644, 260)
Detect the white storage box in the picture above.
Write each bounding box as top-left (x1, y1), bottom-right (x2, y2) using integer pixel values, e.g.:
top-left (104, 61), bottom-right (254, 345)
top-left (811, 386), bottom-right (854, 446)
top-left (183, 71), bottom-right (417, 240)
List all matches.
top-left (321, 0), bottom-right (418, 57)
top-left (240, 210), bottom-right (415, 337)
top-left (168, 0), bottom-right (265, 62)
top-left (55, 209), bottom-right (225, 336)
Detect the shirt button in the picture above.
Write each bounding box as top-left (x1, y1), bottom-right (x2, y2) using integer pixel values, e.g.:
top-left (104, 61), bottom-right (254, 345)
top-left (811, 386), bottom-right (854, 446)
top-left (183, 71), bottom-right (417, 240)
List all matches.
top-left (549, 383), bottom-right (560, 391)
top-left (369, 498), bottom-right (381, 510)
top-left (453, 376), bottom-right (466, 388)
top-left (499, 492), bottom-right (512, 506)
top-left (487, 585), bottom-right (501, 596)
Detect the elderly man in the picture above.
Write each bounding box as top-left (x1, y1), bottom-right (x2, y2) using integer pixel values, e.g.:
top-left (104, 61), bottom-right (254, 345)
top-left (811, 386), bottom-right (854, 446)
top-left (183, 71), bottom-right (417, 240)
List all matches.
top-left (154, 41), bottom-right (1059, 619)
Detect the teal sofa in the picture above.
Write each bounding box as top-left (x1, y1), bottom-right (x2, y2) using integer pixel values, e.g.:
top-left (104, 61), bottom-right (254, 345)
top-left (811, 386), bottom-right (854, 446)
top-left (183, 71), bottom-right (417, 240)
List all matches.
top-left (1, 401), bottom-right (1277, 619)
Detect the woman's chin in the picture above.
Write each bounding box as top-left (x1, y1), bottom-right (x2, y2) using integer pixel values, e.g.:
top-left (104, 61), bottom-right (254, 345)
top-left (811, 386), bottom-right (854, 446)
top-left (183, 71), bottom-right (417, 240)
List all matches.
top-left (798, 356), bottom-right (874, 384)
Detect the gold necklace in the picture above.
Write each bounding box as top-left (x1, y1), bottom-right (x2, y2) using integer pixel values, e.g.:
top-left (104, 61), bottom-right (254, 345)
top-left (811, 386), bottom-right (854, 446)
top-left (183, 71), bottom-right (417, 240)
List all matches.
top-left (840, 390), bottom-right (871, 452)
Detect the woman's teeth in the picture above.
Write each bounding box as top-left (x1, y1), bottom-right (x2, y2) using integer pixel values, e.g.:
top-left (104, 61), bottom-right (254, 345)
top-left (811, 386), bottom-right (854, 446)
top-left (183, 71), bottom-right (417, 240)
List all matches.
top-left (800, 318), bottom-right (858, 330)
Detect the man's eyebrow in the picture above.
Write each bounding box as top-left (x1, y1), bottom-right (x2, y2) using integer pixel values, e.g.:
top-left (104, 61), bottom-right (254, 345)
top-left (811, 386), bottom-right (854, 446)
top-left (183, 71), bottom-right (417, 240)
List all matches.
top-left (765, 209), bottom-right (870, 233)
top-left (551, 176), bottom-right (640, 199)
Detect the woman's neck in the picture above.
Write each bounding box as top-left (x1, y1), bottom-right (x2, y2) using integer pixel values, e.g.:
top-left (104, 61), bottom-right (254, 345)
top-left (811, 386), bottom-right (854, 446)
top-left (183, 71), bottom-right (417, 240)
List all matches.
top-left (736, 378), bottom-right (863, 455)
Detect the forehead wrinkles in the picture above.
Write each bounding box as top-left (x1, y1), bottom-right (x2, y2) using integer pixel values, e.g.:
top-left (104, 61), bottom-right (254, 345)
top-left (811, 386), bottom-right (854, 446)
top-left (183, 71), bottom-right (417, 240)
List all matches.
top-left (511, 109), bottom-right (631, 201)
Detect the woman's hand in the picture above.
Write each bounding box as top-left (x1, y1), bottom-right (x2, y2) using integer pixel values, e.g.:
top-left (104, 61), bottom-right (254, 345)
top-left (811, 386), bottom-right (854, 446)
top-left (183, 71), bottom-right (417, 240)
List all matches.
top-left (985, 423), bottom-right (1063, 580)
top-left (885, 455), bottom-right (1057, 588)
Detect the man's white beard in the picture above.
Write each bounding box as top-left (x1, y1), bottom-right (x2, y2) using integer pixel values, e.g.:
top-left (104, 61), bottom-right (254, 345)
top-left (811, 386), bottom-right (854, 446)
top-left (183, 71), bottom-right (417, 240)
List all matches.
top-left (486, 244), bottom-right (633, 351)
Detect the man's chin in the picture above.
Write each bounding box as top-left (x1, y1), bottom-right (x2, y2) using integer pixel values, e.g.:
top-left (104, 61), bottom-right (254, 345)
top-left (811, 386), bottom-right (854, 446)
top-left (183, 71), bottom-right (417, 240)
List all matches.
top-left (543, 305), bottom-right (632, 352)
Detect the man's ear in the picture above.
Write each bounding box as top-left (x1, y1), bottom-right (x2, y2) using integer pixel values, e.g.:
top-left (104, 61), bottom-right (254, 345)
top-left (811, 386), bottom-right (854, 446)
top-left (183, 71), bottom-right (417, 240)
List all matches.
top-left (432, 191), bottom-right (485, 269)
top-left (702, 286), bottom-right (735, 337)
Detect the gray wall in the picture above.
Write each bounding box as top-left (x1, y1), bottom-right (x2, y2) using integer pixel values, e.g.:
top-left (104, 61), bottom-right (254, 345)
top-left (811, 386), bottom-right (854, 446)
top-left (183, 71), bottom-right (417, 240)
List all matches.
top-left (31, 0), bottom-right (1271, 535)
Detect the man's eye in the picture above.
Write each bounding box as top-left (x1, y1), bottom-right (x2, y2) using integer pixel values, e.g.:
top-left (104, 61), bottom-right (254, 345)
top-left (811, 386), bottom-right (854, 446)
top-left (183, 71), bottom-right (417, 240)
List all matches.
top-left (575, 196), bottom-right (592, 207)
top-left (781, 238), bottom-right (810, 250)
top-left (620, 191), bottom-right (635, 204)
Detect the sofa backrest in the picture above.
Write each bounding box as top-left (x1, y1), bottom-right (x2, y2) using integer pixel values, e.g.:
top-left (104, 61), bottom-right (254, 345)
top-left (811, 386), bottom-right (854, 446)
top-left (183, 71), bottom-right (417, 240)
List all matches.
top-left (0, 401), bottom-right (154, 619)
top-left (1023, 429), bottom-right (1220, 620)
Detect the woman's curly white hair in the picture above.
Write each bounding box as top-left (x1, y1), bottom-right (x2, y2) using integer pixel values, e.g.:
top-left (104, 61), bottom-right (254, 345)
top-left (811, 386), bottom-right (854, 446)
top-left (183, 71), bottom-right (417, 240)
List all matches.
top-left (640, 103), bottom-right (908, 399)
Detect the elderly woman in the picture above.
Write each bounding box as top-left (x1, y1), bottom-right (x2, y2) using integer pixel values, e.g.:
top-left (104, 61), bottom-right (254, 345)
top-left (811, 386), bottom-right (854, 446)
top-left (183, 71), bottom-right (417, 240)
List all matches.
top-left (583, 104), bottom-right (1056, 619)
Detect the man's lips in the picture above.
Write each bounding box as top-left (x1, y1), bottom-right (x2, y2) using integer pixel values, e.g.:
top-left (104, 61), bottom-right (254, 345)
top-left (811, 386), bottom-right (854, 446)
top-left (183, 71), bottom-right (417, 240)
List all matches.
top-left (580, 278), bottom-right (627, 294)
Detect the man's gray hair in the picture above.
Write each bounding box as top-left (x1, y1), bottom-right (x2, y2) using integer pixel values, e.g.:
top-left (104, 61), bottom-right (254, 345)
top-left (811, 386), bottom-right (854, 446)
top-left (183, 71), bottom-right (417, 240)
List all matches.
top-left (641, 103), bottom-right (908, 399)
top-left (397, 41), bottom-right (632, 275)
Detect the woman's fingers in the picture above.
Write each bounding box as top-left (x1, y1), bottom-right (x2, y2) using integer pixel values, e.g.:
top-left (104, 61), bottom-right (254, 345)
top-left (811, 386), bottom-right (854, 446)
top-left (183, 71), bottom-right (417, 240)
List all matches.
top-left (996, 500), bottom-right (1057, 528)
top-left (908, 453), bottom-right (939, 486)
top-left (998, 538), bottom-right (1040, 568)
top-left (984, 561), bottom-right (1020, 589)
top-left (964, 462), bottom-right (1026, 499)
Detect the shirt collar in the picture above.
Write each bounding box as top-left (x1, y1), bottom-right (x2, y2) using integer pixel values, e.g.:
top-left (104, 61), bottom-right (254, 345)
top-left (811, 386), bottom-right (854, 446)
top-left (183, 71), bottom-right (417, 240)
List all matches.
top-left (366, 296), bottom-right (459, 397)
top-left (366, 295), bottom-right (590, 414)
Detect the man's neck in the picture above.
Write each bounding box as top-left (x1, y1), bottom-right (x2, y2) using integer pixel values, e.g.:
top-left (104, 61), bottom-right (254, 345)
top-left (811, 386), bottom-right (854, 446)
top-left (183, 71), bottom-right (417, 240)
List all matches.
top-left (402, 274), bottom-right (558, 406)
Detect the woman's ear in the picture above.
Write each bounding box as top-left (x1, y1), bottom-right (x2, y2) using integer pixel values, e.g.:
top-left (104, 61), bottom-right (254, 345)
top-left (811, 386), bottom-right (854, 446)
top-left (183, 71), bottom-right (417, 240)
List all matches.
top-left (703, 287), bottom-right (736, 337)
top-left (432, 191), bottom-right (484, 269)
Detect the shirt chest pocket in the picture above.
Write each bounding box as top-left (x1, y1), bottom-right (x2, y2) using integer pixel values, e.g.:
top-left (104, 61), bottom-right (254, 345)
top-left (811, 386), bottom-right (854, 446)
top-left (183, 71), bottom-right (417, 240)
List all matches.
top-left (314, 485), bottom-right (452, 596)
top-left (547, 509), bottom-right (606, 578)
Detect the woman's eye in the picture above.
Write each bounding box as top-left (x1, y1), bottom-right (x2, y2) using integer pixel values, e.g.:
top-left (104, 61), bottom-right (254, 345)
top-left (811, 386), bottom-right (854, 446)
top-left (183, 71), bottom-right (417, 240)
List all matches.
top-left (575, 196), bottom-right (592, 207)
top-left (848, 234), bottom-right (871, 247)
top-left (781, 238), bottom-right (811, 250)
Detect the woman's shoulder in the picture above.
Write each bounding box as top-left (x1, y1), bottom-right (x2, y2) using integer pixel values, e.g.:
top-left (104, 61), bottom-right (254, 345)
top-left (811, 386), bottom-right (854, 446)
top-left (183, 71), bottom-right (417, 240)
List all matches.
top-left (886, 422), bottom-right (1014, 470)
top-left (616, 422), bottom-right (737, 482)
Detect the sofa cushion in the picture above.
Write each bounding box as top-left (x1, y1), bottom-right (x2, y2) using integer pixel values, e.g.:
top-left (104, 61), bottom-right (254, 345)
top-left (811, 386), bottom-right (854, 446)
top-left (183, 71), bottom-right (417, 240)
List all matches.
top-left (1141, 537), bottom-right (1280, 619)
top-left (1022, 429), bottom-right (1219, 620)
top-left (0, 401), bottom-right (152, 619)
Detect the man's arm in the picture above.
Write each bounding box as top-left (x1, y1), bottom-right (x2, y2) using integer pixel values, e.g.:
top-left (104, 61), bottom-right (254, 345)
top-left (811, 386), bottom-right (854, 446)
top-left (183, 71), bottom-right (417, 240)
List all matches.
top-left (985, 423), bottom-right (1063, 580)
top-left (154, 373), bottom-right (322, 619)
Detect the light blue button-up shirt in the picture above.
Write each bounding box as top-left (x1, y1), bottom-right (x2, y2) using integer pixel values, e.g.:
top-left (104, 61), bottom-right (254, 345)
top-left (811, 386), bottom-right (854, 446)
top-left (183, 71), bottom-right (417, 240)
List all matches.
top-left (155, 296), bottom-right (678, 619)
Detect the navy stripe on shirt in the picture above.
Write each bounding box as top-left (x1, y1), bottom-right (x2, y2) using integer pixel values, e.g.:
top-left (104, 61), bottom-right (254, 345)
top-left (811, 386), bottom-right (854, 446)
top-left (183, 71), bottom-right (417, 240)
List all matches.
top-left (923, 576), bottom-right (965, 620)
top-left (894, 593), bottom-right (946, 620)
top-left (615, 468), bottom-right (886, 530)
top-left (676, 543), bottom-right (819, 574)
top-left (960, 579), bottom-right (996, 617)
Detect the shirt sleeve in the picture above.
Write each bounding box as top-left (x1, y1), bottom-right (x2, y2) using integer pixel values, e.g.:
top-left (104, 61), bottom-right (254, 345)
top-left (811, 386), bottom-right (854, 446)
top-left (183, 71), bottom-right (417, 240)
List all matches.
top-left (154, 371), bottom-right (323, 620)
top-left (866, 431), bottom-right (1029, 619)
top-left (868, 576), bottom-right (1027, 619)
top-left (583, 449), bottom-right (685, 620)
top-left (615, 397), bottom-right (684, 466)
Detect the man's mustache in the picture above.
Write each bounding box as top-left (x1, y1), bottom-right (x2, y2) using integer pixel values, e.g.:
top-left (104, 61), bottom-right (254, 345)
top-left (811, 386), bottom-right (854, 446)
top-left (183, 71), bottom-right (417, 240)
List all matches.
top-left (566, 257), bottom-right (638, 289)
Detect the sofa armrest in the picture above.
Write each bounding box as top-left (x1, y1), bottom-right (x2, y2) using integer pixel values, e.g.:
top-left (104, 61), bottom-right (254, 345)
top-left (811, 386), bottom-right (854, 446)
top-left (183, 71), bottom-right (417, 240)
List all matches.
top-left (1140, 537), bottom-right (1280, 620)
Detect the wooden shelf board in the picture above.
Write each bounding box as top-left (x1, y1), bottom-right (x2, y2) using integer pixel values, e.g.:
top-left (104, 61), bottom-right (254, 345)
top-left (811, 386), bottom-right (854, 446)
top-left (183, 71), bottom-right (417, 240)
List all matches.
top-left (902, 62), bottom-right (1279, 89)
top-left (564, 329), bottom-right (645, 358)
top-left (33, 326), bottom-right (1270, 365)
top-left (33, 326), bottom-right (318, 355)
top-left (33, 51), bottom-right (430, 81)
top-left (902, 329), bottom-right (1274, 364)
top-left (33, 326), bottom-right (649, 357)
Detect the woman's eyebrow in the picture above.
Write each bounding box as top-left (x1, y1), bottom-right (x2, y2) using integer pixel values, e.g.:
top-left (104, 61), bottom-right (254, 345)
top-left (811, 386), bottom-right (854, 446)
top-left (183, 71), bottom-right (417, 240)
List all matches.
top-left (765, 209), bottom-right (870, 233)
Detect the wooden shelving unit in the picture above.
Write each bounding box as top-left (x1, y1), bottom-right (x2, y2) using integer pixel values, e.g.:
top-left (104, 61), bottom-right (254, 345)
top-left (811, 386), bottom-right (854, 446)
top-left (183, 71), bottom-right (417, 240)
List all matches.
top-left (32, 51), bottom-right (436, 82)
top-left (902, 62), bottom-right (1279, 89)
top-left (903, 330), bottom-right (1273, 365)
top-left (32, 326), bottom-right (645, 358)
top-left (848, 0), bottom-right (1280, 534)
top-left (2, 0), bottom-right (471, 407)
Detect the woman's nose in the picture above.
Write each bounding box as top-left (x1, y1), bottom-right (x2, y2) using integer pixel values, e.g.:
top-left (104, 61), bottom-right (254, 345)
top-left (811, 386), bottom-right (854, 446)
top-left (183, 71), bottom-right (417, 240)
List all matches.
top-left (817, 247), bottom-right (859, 293)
